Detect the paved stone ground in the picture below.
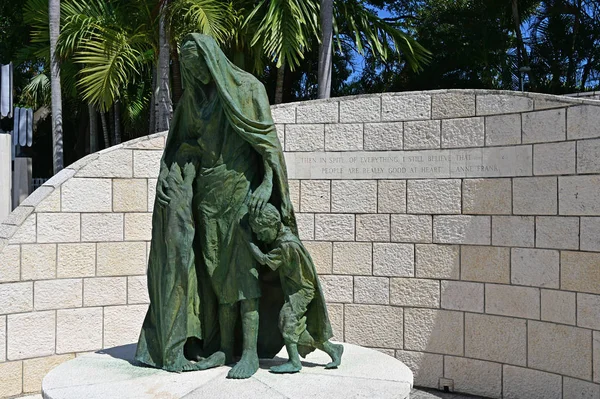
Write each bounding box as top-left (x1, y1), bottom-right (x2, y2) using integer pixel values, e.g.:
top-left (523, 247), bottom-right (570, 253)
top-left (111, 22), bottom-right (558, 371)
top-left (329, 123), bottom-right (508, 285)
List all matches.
top-left (411, 388), bottom-right (489, 398)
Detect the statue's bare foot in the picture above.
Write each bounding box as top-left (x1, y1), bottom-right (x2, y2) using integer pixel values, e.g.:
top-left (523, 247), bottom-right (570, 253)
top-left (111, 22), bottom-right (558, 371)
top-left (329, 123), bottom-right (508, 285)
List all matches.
top-left (164, 356), bottom-right (197, 373)
top-left (324, 343), bottom-right (344, 369)
top-left (227, 352), bottom-right (259, 379)
top-left (186, 351), bottom-right (226, 371)
top-left (270, 360), bottom-right (302, 374)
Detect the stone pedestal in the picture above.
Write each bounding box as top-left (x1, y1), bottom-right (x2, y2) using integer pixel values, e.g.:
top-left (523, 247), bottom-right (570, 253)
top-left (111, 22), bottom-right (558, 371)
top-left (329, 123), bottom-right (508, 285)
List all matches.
top-left (42, 343), bottom-right (413, 399)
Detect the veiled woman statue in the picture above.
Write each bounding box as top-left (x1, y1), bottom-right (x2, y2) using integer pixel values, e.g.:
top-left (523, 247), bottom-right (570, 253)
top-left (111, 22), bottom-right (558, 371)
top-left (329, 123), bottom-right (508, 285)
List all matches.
top-left (135, 33), bottom-right (333, 379)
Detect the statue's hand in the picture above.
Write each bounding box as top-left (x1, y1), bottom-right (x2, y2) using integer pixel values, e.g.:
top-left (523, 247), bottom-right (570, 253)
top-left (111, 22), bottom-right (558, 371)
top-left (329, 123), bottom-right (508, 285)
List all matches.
top-left (156, 162), bottom-right (171, 207)
top-left (249, 179), bottom-right (272, 215)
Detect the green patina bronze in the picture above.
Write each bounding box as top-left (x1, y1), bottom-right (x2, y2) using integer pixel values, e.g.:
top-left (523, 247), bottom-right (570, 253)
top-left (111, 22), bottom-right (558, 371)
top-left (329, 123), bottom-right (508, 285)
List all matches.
top-left (135, 33), bottom-right (340, 379)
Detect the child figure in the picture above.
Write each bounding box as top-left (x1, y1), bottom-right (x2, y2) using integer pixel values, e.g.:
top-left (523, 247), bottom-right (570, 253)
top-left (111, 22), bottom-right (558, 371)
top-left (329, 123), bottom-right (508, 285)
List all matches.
top-left (243, 203), bottom-right (343, 373)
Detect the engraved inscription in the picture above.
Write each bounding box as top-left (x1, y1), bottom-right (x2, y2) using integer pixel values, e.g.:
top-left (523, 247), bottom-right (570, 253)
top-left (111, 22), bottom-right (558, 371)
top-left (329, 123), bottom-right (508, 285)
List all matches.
top-left (284, 146), bottom-right (532, 179)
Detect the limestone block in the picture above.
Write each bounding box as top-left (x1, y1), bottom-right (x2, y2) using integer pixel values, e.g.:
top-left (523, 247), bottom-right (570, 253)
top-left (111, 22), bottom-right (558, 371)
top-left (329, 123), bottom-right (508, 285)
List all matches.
top-left (441, 280), bottom-right (483, 312)
top-left (528, 321), bottom-right (591, 380)
top-left (296, 213), bottom-right (314, 240)
top-left (332, 242), bottom-right (372, 275)
top-left (433, 215), bottom-right (491, 245)
top-left (595, 331), bottom-right (599, 383)
top-left (444, 356), bottom-right (502, 399)
top-left (381, 93), bottom-right (431, 121)
top-left (302, 241), bottom-right (332, 274)
top-left (492, 216), bottom-right (535, 247)
top-left (378, 180), bottom-right (407, 213)
top-left (577, 293), bottom-right (600, 330)
top-left (325, 124), bottom-right (363, 151)
top-left (57, 243), bottom-right (96, 278)
top-left (462, 178), bottom-right (511, 214)
top-left (581, 217), bottom-right (600, 252)
top-left (513, 176), bottom-right (557, 215)
top-left (147, 178), bottom-right (157, 212)
top-left (503, 366), bottom-right (562, 399)
top-left (9, 214), bottom-right (36, 244)
top-left (354, 276), bottom-right (389, 305)
top-left (363, 122), bottom-right (403, 150)
top-left (404, 120), bottom-right (441, 150)
top-left (300, 180), bottom-right (330, 212)
top-left (559, 175), bottom-right (600, 215)
top-left (284, 124), bottom-right (325, 151)
top-left (536, 216), bottom-right (579, 250)
top-left (404, 308), bottom-right (463, 355)
top-left (275, 124), bottom-right (284, 147)
top-left (533, 141), bottom-right (575, 175)
top-left (390, 278), bottom-right (440, 308)
top-left (35, 279), bottom-right (83, 310)
top-left (577, 138), bottom-right (600, 173)
top-left (511, 248), bottom-right (559, 288)
top-left (124, 213), bottom-right (152, 241)
top-left (485, 284), bottom-right (540, 319)
top-left (7, 311), bottom-right (55, 359)
top-left (0, 244), bottom-right (20, 282)
top-left (0, 282), bottom-right (32, 314)
top-left (288, 180), bottom-right (300, 210)
top-left (344, 304), bottom-right (403, 348)
top-left (415, 244), bottom-right (459, 279)
top-left (315, 214), bottom-right (354, 241)
top-left (23, 354), bottom-right (73, 392)
top-left (432, 92), bottom-right (476, 118)
top-left (326, 303), bottom-right (344, 341)
top-left (296, 101), bottom-right (338, 123)
top-left (407, 179), bottom-right (461, 214)
top-left (81, 213), bottom-right (123, 242)
top-left (395, 350), bottom-right (443, 389)
top-left (0, 361), bottom-right (22, 397)
top-left (271, 105), bottom-right (295, 124)
top-left (132, 150), bottom-right (162, 178)
top-left (373, 243), bottom-right (414, 277)
top-left (485, 114), bottom-right (521, 146)
top-left (522, 108), bottom-right (566, 143)
top-left (61, 178), bottom-right (112, 212)
top-left (476, 94), bottom-right (533, 115)
top-left (331, 180), bottom-right (377, 213)
top-left (21, 243), bottom-right (56, 280)
top-left (441, 117), bottom-right (485, 148)
top-left (37, 213), bottom-right (81, 243)
top-left (103, 304), bottom-right (148, 348)
top-left (390, 215), bottom-right (430, 244)
top-left (113, 179), bottom-right (148, 212)
top-left (563, 377), bottom-right (600, 399)
top-left (96, 242), bottom-right (147, 276)
top-left (320, 275), bottom-right (353, 303)
top-left (465, 313), bottom-right (526, 366)
top-left (541, 289), bottom-right (576, 325)
top-left (561, 251), bottom-right (600, 294)
top-left (534, 97), bottom-right (573, 110)
top-left (35, 187), bottom-right (60, 212)
top-left (76, 149), bottom-right (133, 178)
top-left (356, 214), bottom-right (390, 242)
top-left (56, 307), bottom-right (103, 353)
top-left (567, 105), bottom-right (600, 139)
top-left (340, 96), bottom-right (381, 123)
top-left (20, 186), bottom-right (54, 208)
top-left (84, 277), bottom-right (127, 306)
top-left (124, 135), bottom-right (165, 150)
top-left (128, 275), bottom-right (149, 304)
top-left (0, 315), bottom-right (5, 361)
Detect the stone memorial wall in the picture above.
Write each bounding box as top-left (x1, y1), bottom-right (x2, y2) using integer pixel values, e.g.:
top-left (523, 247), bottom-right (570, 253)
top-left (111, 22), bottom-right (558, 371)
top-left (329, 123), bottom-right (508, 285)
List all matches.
top-left (0, 89), bottom-right (599, 398)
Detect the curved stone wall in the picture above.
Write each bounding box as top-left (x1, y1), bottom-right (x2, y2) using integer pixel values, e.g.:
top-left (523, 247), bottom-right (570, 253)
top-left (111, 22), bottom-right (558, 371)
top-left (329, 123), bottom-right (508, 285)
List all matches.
top-left (0, 89), bottom-right (599, 398)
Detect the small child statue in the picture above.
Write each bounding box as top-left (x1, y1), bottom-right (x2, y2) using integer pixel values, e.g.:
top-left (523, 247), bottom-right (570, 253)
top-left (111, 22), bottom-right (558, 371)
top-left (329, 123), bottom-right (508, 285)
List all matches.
top-left (242, 203), bottom-right (343, 373)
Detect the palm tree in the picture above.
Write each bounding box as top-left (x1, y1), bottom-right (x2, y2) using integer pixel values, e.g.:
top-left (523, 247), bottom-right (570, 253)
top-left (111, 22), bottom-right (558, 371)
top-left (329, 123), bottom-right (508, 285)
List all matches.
top-left (49, 0), bottom-right (64, 173)
top-left (318, 0), bottom-right (333, 99)
top-left (155, 0), bottom-right (172, 133)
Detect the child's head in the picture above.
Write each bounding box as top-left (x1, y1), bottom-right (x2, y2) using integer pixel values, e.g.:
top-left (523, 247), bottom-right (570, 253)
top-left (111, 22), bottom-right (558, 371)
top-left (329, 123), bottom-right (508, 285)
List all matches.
top-left (249, 203), bottom-right (281, 244)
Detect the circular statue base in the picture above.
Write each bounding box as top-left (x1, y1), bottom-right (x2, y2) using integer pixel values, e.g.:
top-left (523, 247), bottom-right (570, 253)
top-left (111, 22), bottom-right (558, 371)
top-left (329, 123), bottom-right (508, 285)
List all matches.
top-left (42, 343), bottom-right (413, 398)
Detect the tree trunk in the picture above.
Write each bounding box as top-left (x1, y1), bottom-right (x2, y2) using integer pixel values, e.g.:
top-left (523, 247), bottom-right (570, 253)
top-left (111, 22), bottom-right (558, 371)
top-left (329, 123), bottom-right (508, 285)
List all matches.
top-left (100, 111), bottom-right (110, 149)
top-left (274, 63), bottom-right (285, 104)
top-left (317, 0), bottom-right (334, 99)
top-left (49, 0), bottom-right (64, 173)
top-left (114, 101), bottom-right (121, 145)
top-left (155, 2), bottom-right (173, 132)
top-left (89, 103), bottom-right (99, 153)
top-left (149, 66), bottom-right (156, 135)
top-left (171, 47), bottom-right (183, 107)
top-left (511, 0), bottom-right (531, 86)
